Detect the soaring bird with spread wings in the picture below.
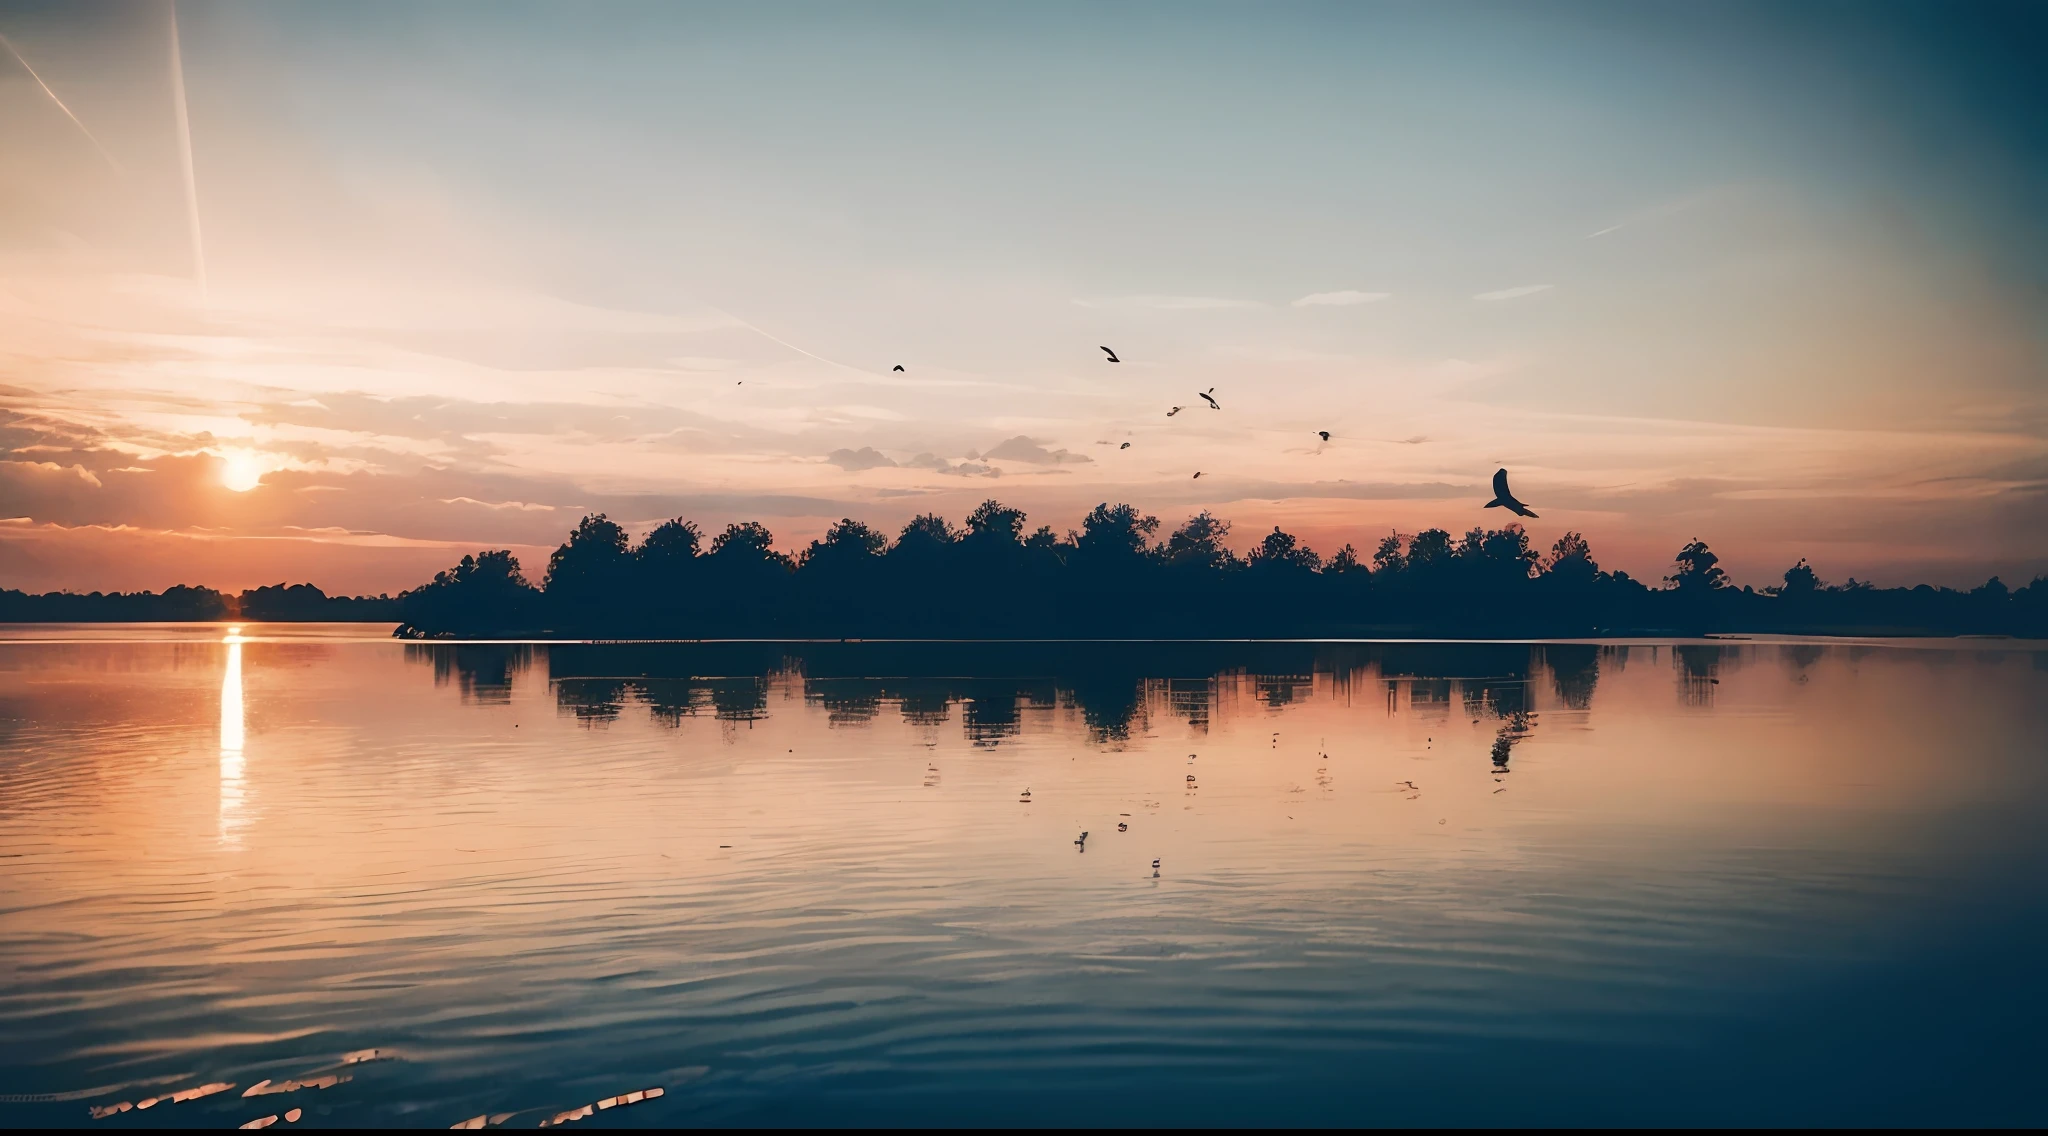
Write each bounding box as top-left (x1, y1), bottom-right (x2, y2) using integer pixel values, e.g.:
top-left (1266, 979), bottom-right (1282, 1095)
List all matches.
top-left (1484, 468), bottom-right (1539, 518)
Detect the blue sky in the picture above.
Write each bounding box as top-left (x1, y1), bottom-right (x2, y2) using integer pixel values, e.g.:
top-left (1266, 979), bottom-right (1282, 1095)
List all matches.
top-left (0, 0), bottom-right (2042, 592)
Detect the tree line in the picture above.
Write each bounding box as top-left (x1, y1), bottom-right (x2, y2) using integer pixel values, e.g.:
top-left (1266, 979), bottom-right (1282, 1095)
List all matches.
top-left (0, 582), bottom-right (399, 623)
top-left (391, 501), bottom-right (2047, 638)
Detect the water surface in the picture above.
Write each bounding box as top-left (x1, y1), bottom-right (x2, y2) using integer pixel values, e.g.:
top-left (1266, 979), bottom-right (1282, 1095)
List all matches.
top-left (2, 626), bottom-right (2045, 1126)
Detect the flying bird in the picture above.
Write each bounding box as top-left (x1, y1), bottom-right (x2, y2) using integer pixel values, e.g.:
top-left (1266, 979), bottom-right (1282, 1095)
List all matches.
top-left (892, 364), bottom-right (904, 372)
top-left (1192, 471), bottom-right (1202, 479)
top-left (1199, 388), bottom-right (1219, 410)
top-left (1167, 406), bottom-right (1184, 417)
top-left (1484, 468), bottom-right (1539, 518)
top-left (1100, 346), bottom-right (1121, 363)
top-left (1317, 431), bottom-right (1330, 442)
top-left (1119, 442), bottom-right (1131, 449)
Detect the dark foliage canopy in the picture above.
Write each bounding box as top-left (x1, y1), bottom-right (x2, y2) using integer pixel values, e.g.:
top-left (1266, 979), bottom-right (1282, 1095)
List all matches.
top-left (385, 500), bottom-right (2048, 639)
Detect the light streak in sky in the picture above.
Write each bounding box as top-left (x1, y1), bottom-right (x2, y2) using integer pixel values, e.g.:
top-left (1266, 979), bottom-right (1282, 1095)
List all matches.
top-left (0, 31), bottom-right (123, 173)
top-left (167, 1), bottom-right (207, 300)
top-left (706, 305), bottom-right (878, 377)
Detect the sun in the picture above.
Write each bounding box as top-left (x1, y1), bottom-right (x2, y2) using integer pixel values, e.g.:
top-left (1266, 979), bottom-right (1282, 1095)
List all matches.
top-left (218, 450), bottom-right (267, 492)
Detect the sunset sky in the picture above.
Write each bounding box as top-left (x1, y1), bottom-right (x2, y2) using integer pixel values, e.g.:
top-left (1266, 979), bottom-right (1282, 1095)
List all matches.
top-left (2, 0), bottom-right (2043, 595)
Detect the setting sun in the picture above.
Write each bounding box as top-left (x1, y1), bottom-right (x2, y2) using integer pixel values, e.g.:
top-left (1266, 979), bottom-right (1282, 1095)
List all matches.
top-left (218, 450), bottom-right (265, 493)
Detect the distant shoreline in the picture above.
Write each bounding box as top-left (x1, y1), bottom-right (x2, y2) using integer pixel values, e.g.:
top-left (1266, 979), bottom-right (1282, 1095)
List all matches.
top-left (0, 621), bottom-right (2040, 650)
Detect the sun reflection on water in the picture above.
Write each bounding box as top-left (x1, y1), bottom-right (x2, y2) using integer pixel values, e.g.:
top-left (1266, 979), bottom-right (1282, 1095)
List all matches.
top-left (219, 626), bottom-right (246, 847)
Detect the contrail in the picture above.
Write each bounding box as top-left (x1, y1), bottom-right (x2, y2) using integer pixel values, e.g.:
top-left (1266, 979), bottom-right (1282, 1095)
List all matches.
top-left (0, 32), bottom-right (123, 173)
top-left (704, 304), bottom-right (877, 377)
top-left (167, 1), bottom-right (206, 300)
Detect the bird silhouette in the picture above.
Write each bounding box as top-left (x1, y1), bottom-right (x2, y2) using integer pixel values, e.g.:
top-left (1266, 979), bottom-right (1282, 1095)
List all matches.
top-left (1199, 388), bottom-right (1220, 410)
top-left (1119, 442), bottom-right (1131, 449)
top-left (1192, 471), bottom-right (1202, 479)
top-left (1317, 431), bottom-right (1331, 442)
top-left (892, 364), bottom-right (904, 372)
top-left (1100, 346), bottom-right (1121, 363)
top-left (1484, 468), bottom-right (1539, 518)
top-left (1167, 406), bottom-right (1184, 417)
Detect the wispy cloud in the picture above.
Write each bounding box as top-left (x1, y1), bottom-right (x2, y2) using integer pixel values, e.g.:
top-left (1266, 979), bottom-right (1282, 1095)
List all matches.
top-left (1585, 188), bottom-right (1723, 239)
top-left (1072, 295), bottom-right (1263, 311)
top-left (437, 497), bottom-right (563, 511)
top-left (826, 446), bottom-right (895, 472)
top-left (1474, 284), bottom-right (1553, 301)
top-left (1292, 290), bottom-right (1390, 307)
top-left (980, 436), bottom-right (1092, 465)
top-left (901, 453), bottom-right (999, 478)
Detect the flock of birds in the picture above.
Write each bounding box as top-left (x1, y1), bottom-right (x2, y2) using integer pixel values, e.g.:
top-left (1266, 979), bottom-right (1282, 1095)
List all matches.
top-left (888, 344), bottom-right (1542, 515)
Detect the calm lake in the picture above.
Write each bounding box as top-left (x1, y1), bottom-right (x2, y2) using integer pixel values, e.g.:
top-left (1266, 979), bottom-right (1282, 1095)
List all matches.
top-left (2, 625), bottom-right (2044, 1127)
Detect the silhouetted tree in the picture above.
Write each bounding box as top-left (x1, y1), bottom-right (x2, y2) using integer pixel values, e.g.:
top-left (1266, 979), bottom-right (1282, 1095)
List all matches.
top-left (400, 549), bottom-right (536, 635)
top-left (1249, 526), bottom-right (1321, 572)
top-left (1165, 512), bottom-right (1236, 572)
top-left (694, 522), bottom-right (791, 633)
top-left (805, 517), bottom-right (888, 564)
top-left (1542, 531), bottom-right (1600, 588)
top-left (1073, 503), bottom-right (1158, 561)
top-left (895, 513), bottom-right (960, 553)
top-left (1667, 539), bottom-right (1726, 593)
top-left (377, 509), bottom-right (2036, 640)
top-left (1406, 529), bottom-right (1455, 580)
top-left (1371, 532), bottom-right (1407, 576)
top-left (1663, 538), bottom-right (1728, 634)
top-left (545, 514), bottom-right (633, 625)
top-left (1458, 525), bottom-right (1537, 588)
top-left (1778, 557), bottom-right (1822, 596)
top-left (638, 518), bottom-right (703, 576)
top-left (795, 517), bottom-right (890, 634)
top-left (964, 499), bottom-right (1025, 544)
top-left (1025, 524), bottom-right (1063, 553)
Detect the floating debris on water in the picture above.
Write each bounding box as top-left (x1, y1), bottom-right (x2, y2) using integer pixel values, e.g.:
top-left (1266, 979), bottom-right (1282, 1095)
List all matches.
top-left (537, 1086), bottom-right (664, 1126)
top-left (135, 1082), bottom-right (235, 1110)
top-left (245, 1075), bottom-right (349, 1098)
